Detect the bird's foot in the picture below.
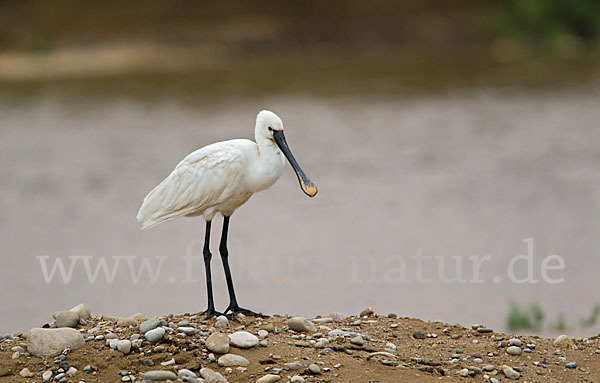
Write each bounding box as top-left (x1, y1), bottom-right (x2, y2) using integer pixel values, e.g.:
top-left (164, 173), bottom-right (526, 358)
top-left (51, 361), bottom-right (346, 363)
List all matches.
top-left (201, 307), bottom-right (225, 320)
top-left (224, 304), bottom-right (268, 320)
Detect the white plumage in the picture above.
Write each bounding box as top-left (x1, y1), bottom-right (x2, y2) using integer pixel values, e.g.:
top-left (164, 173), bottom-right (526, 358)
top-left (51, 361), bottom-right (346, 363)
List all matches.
top-left (137, 110), bottom-right (316, 230)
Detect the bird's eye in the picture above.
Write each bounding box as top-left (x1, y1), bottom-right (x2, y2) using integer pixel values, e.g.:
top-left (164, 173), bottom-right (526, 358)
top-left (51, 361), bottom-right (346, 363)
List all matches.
top-left (268, 127), bottom-right (273, 132)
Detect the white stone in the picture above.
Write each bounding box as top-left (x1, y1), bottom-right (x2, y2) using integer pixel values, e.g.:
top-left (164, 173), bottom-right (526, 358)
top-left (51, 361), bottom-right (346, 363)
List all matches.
top-left (228, 331), bottom-right (258, 348)
top-left (218, 353), bottom-right (250, 367)
top-left (26, 328), bottom-right (85, 357)
top-left (117, 339), bottom-right (132, 354)
top-left (256, 374), bottom-right (281, 383)
top-left (69, 303), bottom-right (91, 320)
top-left (206, 332), bottom-right (230, 354)
top-left (554, 334), bottom-right (575, 349)
top-left (200, 367), bottom-right (228, 383)
top-left (287, 317), bottom-right (317, 333)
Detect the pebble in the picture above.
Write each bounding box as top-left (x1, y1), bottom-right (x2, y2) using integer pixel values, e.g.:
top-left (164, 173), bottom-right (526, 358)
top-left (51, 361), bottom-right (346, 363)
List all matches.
top-left (178, 326), bottom-right (199, 336)
top-left (218, 353), bottom-right (250, 367)
top-left (285, 361), bottom-right (303, 370)
top-left (308, 363), bottom-right (321, 374)
top-left (19, 368), bottom-right (32, 378)
top-left (215, 315), bottom-right (229, 328)
top-left (256, 374), bottom-right (281, 383)
top-left (67, 367), bottom-right (77, 376)
top-left (116, 317), bottom-right (137, 327)
top-left (228, 331), bottom-right (259, 348)
top-left (290, 377), bottom-right (305, 383)
top-left (359, 307), bottom-right (374, 317)
top-left (178, 369), bottom-right (198, 378)
top-left (287, 317), bottom-right (317, 333)
top-left (25, 327), bottom-right (85, 357)
top-left (42, 370), bottom-right (53, 381)
top-left (69, 303), bottom-right (91, 320)
top-left (506, 346), bottom-right (522, 356)
top-left (140, 319), bottom-right (161, 334)
top-left (53, 311), bottom-right (80, 328)
top-left (501, 365), bottom-right (520, 380)
top-left (491, 378), bottom-right (499, 383)
top-left (144, 370), bottom-right (178, 380)
top-left (566, 362), bottom-right (577, 369)
top-left (508, 338), bottom-right (522, 347)
top-left (554, 334), bottom-right (575, 349)
top-left (206, 332), bottom-right (230, 354)
top-left (200, 368), bottom-right (228, 383)
top-left (350, 335), bottom-right (364, 346)
top-left (117, 339), bottom-right (131, 354)
top-left (412, 331), bottom-right (426, 339)
top-left (258, 329), bottom-right (269, 339)
top-left (145, 327), bottom-right (165, 343)
top-left (483, 364), bottom-right (495, 372)
top-left (458, 368), bottom-right (469, 377)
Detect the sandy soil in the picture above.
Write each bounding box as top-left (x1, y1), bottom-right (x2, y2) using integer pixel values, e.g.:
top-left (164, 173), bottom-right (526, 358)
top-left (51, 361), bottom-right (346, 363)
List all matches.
top-left (1, 309), bottom-right (599, 383)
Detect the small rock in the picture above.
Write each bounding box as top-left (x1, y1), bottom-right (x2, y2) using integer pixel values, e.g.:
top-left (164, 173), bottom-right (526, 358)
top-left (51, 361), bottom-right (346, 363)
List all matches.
top-left (566, 362), bottom-right (577, 369)
top-left (178, 326), bottom-right (198, 336)
top-left (215, 316), bottom-right (229, 328)
top-left (228, 331), bottom-right (258, 348)
top-left (360, 307), bottom-right (374, 317)
top-left (285, 362), bottom-right (303, 370)
top-left (290, 377), bottom-right (305, 383)
top-left (140, 319), bottom-right (161, 334)
top-left (501, 365), bottom-right (520, 380)
top-left (350, 335), bottom-right (365, 346)
top-left (178, 369), bottom-right (197, 378)
top-left (508, 338), bottom-right (522, 347)
top-left (308, 363), bottom-right (321, 374)
top-left (506, 346), bottom-right (521, 356)
top-left (257, 329), bottom-right (269, 339)
top-left (26, 328), bottom-right (85, 357)
top-left (117, 340), bottom-right (132, 354)
top-left (256, 374), bottom-right (281, 383)
top-left (218, 354), bottom-right (250, 367)
top-left (69, 303), bottom-right (91, 320)
top-left (116, 317), bottom-right (137, 327)
top-left (200, 368), bottom-right (228, 383)
top-left (42, 370), bottom-right (53, 381)
top-left (206, 332), bottom-right (230, 354)
top-left (53, 311), bottom-right (80, 328)
top-left (66, 367), bottom-right (77, 376)
top-left (554, 334), bottom-right (575, 349)
top-left (145, 327), bottom-right (165, 343)
top-left (287, 317), bottom-right (317, 333)
top-left (143, 370), bottom-right (178, 380)
top-left (19, 368), bottom-right (32, 378)
top-left (412, 331), bottom-right (426, 340)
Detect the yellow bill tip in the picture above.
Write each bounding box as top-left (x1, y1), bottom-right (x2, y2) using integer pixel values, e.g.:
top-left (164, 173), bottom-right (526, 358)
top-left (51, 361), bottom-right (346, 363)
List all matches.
top-left (301, 181), bottom-right (318, 197)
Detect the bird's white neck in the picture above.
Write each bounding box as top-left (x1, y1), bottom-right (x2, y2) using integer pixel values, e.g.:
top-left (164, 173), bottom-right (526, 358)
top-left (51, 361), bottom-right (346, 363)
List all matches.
top-left (249, 134), bottom-right (285, 193)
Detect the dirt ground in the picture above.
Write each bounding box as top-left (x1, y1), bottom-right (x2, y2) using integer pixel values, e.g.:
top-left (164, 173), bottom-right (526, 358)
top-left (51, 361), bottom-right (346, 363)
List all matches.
top-left (1, 310), bottom-right (599, 383)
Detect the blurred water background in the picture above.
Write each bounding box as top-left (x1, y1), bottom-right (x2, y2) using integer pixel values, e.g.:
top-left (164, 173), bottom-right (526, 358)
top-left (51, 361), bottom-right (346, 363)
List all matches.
top-left (1, 0), bottom-right (599, 336)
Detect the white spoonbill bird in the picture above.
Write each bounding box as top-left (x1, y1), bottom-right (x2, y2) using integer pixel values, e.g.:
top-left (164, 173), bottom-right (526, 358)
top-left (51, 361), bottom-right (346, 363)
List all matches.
top-left (137, 110), bottom-right (317, 318)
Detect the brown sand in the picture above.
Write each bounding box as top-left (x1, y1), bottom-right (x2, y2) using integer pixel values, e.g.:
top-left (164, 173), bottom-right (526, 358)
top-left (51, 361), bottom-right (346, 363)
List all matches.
top-left (1, 310), bottom-right (599, 382)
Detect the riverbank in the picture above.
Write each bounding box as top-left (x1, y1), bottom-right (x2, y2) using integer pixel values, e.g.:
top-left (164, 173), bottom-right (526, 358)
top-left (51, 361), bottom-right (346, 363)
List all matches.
top-left (1, 305), bottom-right (599, 382)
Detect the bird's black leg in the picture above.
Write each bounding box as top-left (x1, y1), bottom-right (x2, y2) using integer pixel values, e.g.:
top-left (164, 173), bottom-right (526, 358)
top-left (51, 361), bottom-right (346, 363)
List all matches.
top-left (200, 220), bottom-right (224, 320)
top-left (220, 216), bottom-right (267, 319)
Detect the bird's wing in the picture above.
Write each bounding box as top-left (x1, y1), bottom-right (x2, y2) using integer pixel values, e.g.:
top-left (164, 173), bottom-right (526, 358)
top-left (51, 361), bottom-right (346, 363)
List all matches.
top-left (137, 141), bottom-right (251, 230)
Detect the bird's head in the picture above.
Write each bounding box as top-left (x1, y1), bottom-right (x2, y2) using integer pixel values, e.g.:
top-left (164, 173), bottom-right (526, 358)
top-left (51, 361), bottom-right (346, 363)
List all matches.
top-left (255, 110), bottom-right (317, 198)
